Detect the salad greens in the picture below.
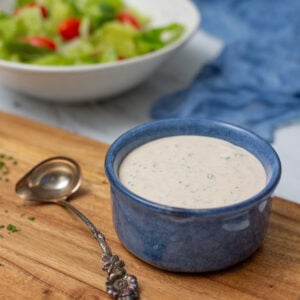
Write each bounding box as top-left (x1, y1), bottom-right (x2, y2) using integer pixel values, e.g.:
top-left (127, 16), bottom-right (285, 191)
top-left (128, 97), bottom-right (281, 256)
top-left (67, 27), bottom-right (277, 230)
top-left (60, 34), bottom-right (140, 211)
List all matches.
top-left (0, 0), bottom-right (185, 66)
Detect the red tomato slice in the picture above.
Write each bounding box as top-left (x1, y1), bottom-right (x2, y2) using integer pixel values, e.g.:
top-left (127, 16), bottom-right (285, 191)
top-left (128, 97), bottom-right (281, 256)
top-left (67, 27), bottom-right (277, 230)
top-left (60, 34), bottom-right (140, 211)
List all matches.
top-left (117, 11), bottom-right (140, 30)
top-left (15, 3), bottom-right (48, 18)
top-left (58, 18), bottom-right (81, 41)
top-left (22, 36), bottom-right (56, 51)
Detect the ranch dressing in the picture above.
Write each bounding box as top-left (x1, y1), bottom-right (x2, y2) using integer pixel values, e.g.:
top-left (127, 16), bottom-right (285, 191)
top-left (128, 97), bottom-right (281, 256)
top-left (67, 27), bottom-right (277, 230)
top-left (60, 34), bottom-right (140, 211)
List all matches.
top-left (118, 136), bottom-right (266, 209)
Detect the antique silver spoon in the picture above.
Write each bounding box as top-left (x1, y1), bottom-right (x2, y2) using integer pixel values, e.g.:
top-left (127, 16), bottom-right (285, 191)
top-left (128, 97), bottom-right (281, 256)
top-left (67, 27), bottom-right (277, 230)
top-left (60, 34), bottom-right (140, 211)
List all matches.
top-left (15, 156), bottom-right (139, 300)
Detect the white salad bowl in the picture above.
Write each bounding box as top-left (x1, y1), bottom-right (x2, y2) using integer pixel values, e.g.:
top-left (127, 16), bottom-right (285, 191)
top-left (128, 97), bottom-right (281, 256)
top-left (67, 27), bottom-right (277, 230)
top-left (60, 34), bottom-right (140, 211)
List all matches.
top-left (0, 0), bottom-right (200, 102)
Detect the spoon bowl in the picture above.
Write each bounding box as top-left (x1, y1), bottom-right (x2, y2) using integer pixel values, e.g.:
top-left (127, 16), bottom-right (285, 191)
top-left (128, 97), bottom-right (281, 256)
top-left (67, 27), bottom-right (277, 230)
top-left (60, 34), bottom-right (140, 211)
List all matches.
top-left (16, 156), bottom-right (81, 202)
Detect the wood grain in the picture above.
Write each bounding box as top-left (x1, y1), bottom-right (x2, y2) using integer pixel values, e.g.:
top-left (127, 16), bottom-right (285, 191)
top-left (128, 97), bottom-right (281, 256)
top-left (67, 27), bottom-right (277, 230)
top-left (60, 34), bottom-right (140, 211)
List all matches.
top-left (0, 111), bottom-right (299, 300)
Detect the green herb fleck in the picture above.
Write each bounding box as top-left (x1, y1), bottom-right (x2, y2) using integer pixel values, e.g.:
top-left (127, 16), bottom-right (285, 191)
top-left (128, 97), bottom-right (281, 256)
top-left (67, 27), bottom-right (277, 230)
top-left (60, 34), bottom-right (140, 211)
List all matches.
top-left (206, 173), bottom-right (216, 180)
top-left (0, 161), bottom-right (4, 169)
top-left (28, 216), bottom-right (35, 221)
top-left (0, 234), bottom-right (3, 239)
top-left (6, 224), bottom-right (21, 233)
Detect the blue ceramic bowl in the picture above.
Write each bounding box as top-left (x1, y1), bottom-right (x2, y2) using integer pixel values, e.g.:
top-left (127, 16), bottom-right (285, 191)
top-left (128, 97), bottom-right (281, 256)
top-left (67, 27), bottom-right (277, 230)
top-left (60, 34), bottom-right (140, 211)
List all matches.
top-left (105, 119), bottom-right (281, 272)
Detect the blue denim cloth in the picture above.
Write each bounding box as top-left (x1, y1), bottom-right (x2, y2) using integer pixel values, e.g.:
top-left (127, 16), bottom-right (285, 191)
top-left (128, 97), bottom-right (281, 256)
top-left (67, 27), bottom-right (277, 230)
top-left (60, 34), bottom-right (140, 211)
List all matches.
top-left (150, 0), bottom-right (300, 141)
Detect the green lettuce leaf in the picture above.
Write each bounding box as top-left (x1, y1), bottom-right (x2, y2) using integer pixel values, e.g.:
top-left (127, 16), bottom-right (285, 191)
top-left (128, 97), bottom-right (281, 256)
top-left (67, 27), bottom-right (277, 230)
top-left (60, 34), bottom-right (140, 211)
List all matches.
top-left (136, 23), bottom-right (185, 54)
top-left (4, 40), bottom-right (52, 61)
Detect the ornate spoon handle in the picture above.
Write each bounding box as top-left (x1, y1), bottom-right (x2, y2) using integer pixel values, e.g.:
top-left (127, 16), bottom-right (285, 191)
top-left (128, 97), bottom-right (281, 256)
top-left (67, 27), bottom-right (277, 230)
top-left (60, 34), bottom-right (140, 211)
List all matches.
top-left (59, 200), bottom-right (139, 299)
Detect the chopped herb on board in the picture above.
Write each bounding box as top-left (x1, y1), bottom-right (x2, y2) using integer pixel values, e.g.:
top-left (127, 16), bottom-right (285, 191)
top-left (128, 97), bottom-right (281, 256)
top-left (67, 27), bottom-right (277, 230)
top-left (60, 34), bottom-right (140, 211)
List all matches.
top-left (6, 224), bottom-right (21, 233)
top-left (0, 207), bottom-right (38, 237)
top-left (0, 153), bottom-right (18, 182)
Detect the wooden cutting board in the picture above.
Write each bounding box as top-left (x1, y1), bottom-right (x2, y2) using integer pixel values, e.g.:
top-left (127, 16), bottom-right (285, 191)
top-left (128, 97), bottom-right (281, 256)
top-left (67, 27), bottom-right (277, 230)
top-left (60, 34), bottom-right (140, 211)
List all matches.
top-left (0, 111), bottom-right (299, 300)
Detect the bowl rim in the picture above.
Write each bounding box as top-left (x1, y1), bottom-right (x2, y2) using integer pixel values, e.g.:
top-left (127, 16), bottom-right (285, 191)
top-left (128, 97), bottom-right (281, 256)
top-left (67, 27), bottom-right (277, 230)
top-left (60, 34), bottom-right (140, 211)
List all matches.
top-left (0, 0), bottom-right (200, 73)
top-left (105, 119), bottom-right (282, 216)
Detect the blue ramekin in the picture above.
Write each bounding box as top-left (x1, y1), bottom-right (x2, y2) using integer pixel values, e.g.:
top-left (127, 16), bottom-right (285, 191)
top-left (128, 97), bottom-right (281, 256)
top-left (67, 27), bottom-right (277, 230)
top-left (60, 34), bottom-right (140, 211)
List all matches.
top-left (105, 119), bottom-right (281, 272)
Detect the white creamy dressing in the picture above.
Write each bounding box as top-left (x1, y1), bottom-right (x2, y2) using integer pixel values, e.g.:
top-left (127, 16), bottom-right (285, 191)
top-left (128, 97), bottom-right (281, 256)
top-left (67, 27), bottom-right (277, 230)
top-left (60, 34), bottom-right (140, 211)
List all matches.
top-left (118, 136), bottom-right (266, 209)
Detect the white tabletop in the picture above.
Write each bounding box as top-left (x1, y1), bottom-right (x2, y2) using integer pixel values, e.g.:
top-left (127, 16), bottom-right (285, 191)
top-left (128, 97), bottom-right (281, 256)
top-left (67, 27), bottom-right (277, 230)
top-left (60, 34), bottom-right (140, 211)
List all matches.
top-left (0, 31), bottom-right (299, 203)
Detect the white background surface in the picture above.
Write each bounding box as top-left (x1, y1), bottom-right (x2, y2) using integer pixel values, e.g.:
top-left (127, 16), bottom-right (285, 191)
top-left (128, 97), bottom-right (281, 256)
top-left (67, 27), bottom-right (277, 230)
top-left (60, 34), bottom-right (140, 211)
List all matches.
top-left (0, 31), bottom-right (299, 203)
